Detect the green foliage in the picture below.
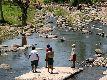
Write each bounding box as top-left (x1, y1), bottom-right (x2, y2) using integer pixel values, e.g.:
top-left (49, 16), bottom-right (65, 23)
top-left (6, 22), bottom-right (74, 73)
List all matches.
top-left (2, 5), bottom-right (22, 25)
top-left (27, 7), bottom-right (36, 24)
top-left (43, 0), bottom-right (65, 3)
top-left (2, 3), bottom-right (36, 26)
top-left (91, 0), bottom-right (98, 4)
top-left (54, 7), bottom-right (68, 16)
top-left (1, 0), bottom-right (102, 26)
top-left (44, 5), bottom-right (68, 16)
top-left (43, 0), bottom-right (51, 3)
top-left (69, 0), bottom-right (75, 6)
top-left (70, 0), bottom-right (101, 5)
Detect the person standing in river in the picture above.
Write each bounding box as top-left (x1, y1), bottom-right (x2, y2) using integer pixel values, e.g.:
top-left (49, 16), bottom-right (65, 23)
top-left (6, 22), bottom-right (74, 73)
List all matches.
top-left (47, 47), bottom-right (54, 74)
top-left (22, 33), bottom-right (27, 46)
top-left (45, 44), bottom-right (50, 68)
top-left (69, 44), bottom-right (76, 68)
top-left (29, 46), bottom-right (39, 73)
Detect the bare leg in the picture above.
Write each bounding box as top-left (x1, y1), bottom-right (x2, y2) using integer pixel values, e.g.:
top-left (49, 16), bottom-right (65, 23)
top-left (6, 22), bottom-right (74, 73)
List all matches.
top-left (34, 65), bottom-right (37, 72)
top-left (46, 61), bottom-right (48, 68)
top-left (48, 68), bottom-right (49, 72)
top-left (48, 65), bottom-right (50, 72)
top-left (51, 65), bottom-right (53, 73)
top-left (32, 65), bottom-right (34, 72)
top-left (72, 61), bottom-right (75, 68)
top-left (73, 61), bottom-right (75, 68)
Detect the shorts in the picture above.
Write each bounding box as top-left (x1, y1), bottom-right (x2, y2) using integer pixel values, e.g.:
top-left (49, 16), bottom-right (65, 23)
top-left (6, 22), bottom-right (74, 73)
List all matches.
top-left (31, 60), bottom-right (38, 67)
top-left (48, 58), bottom-right (53, 65)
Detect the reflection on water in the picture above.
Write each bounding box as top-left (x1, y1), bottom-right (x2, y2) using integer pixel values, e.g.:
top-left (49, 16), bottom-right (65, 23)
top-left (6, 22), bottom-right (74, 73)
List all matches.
top-left (0, 22), bottom-right (107, 80)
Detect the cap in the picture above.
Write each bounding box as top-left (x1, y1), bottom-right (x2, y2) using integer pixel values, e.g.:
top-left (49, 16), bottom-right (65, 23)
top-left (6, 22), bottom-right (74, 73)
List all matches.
top-left (72, 44), bottom-right (75, 47)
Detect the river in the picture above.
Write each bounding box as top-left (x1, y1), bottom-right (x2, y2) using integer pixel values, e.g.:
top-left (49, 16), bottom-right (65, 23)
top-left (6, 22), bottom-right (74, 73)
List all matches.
top-left (0, 21), bottom-right (107, 80)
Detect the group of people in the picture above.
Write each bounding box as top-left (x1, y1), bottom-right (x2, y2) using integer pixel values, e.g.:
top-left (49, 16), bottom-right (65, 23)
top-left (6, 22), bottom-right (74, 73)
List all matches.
top-left (28, 44), bottom-right (54, 74)
top-left (28, 44), bottom-right (76, 73)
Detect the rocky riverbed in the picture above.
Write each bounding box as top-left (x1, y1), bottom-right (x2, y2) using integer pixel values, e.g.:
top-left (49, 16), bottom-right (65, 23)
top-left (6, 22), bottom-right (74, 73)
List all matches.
top-left (1, 2), bottom-right (107, 80)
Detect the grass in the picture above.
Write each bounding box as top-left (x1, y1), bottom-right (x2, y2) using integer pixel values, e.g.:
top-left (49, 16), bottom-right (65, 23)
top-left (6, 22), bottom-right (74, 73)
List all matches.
top-left (2, 4), bottom-right (36, 26)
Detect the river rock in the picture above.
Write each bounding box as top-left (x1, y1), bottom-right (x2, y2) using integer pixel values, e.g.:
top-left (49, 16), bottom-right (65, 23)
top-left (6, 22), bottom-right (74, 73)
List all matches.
top-left (25, 32), bottom-right (32, 36)
top-left (86, 58), bottom-right (94, 63)
top-left (0, 63), bottom-right (11, 70)
top-left (0, 45), bottom-right (8, 48)
top-left (93, 57), bottom-right (107, 66)
top-left (17, 47), bottom-right (26, 51)
top-left (36, 48), bottom-right (43, 50)
top-left (38, 27), bottom-right (52, 33)
top-left (1, 53), bottom-right (8, 56)
top-left (10, 44), bottom-right (21, 52)
top-left (23, 45), bottom-right (32, 48)
top-left (95, 49), bottom-right (102, 54)
top-left (103, 70), bottom-right (107, 75)
top-left (99, 75), bottom-right (107, 80)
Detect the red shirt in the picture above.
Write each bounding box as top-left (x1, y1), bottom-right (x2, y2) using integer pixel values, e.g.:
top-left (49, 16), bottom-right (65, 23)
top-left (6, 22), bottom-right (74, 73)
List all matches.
top-left (46, 48), bottom-right (50, 53)
top-left (72, 54), bottom-right (76, 61)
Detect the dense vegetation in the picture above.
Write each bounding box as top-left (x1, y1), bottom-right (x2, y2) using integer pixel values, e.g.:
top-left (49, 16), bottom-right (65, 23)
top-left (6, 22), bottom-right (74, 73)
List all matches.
top-left (44, 0), bottom-right (102, 5)
top-left (0, 0), bottom-right (35, 26)
top-left (0, 0), bottom-right (104, 26)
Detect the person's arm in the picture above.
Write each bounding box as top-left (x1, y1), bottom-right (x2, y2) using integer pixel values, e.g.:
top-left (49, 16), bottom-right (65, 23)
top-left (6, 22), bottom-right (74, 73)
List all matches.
top-left (36, 54), bottom-right (39, 61)
top-left (53, 51), bottom-right (54, 57)
top-left (28, 52), bottom-right (32, 59)
top-left (28, 55), bottom-right (31, 59)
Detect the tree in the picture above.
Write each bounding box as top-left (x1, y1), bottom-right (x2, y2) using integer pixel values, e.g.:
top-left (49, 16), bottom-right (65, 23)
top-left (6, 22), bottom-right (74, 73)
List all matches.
top-left (0, 0), bottom-right (5, 23)
top-left (13, 0), bottom-right (30, 26)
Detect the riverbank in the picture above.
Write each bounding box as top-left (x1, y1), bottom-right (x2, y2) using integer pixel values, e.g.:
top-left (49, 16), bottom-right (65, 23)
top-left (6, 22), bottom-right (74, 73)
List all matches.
top-left (43, 2), bottom-right (107, 26)
top-left (0, 25), bottom-right (18, 41)
top-left (1, 2), bottom-right (107, 41)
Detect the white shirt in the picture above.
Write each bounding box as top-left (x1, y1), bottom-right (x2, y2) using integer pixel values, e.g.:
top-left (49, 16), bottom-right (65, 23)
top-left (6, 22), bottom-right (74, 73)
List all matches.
top-left (71, 48), bottom-right (76, 55)
top-left (29, 50), bottom-right (39, 61)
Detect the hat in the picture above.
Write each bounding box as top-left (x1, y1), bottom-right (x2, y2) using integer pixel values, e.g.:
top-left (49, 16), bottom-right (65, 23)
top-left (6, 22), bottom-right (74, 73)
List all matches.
top-left (72, 44), bottom-right (75, 47)
top-left (95, 49), bottom-right (102, 53)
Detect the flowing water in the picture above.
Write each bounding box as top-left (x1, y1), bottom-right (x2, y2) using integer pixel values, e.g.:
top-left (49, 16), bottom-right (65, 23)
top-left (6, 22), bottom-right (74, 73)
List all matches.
top-left (0, 21), bottom-right (107, 80)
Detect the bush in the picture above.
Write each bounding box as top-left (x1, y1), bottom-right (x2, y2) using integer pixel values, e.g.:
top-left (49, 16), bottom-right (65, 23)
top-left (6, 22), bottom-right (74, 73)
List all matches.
top-left (43, 0), bottom-right (51, 3)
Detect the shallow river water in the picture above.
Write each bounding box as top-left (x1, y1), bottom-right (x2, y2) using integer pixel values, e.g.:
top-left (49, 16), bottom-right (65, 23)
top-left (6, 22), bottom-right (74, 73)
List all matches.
top-left (0, 21), bottom-right (107, 80)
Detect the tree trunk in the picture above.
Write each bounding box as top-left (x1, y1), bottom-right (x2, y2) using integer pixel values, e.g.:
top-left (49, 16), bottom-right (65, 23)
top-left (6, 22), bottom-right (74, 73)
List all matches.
top-left (0, 0), bottom-right (5, 22)
top-left (21, 7), bottom-right (28, 26)
top-left (13, 0), bottom-right (30, 26)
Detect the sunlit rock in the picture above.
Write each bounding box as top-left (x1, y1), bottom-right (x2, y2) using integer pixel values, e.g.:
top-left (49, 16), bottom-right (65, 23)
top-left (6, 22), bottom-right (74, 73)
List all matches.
top-left (0, 63), bottom-right (11, 70)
